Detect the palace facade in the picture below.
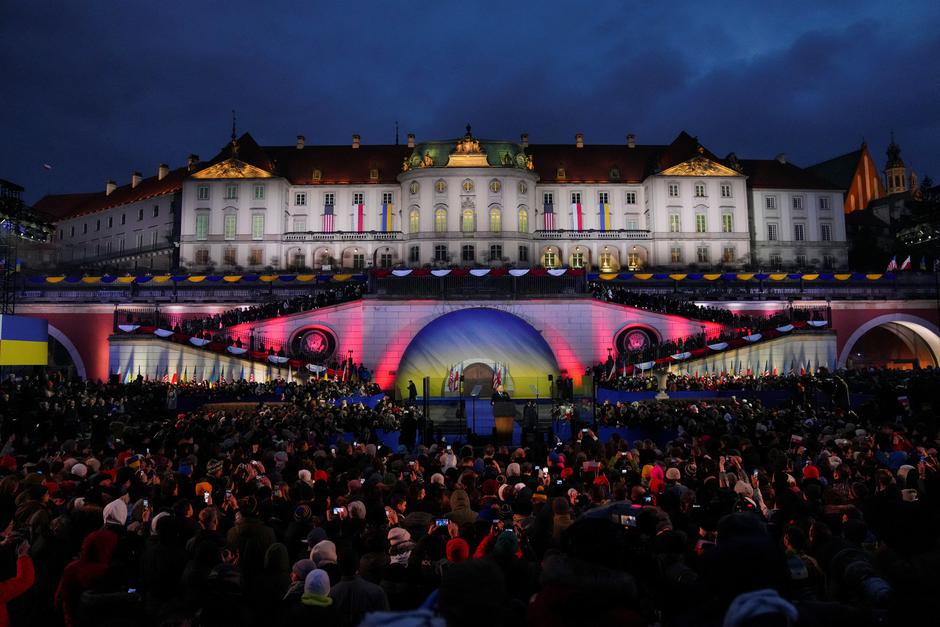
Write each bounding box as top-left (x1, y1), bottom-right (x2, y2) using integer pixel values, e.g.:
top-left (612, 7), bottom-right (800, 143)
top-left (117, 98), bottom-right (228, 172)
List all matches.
top-left (36, 127), bottom-right (848, 273)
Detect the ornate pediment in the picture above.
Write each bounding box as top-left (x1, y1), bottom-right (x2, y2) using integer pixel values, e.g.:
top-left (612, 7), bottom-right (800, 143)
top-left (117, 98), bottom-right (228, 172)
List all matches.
top-left (447, 124), bottom-right (489, 167)
top-left (660, 155), bottom-right (740, 177)
top-left (191, 158), bottom-right (274, 180)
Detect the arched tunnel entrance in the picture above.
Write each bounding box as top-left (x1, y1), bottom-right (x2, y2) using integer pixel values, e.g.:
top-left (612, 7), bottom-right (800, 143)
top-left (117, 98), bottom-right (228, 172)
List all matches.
top-left (839, 315), bottom-right (940, 369)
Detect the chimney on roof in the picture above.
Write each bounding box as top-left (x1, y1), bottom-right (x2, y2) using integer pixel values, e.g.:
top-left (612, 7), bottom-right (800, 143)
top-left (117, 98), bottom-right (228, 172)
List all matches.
top-left (407, 133), bottom-right (415, 148)
top-left (575, 133), bottom-right (584, 148)
top-left (627, 133), bottom-right (636, 149)
top-left (296, 135), bottom-right (305, 150)
top-left (187, 154), bottom-right (199, 171)
top-left (131, 172), bottom-right (142, 188)
top-left (775, 153), bottom-right (787, 164)
top-left (352, 134), bottom-right (361, 149)
top-left (106, 180), bottom-right (117, 196)
top-left (157, 164), bottom-right (169, 180)
top-left (520, 133), bottom-right (529, 148)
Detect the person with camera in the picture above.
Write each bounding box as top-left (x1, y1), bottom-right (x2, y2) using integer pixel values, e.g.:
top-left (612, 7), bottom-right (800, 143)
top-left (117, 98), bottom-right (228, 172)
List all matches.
top-left (0, 532), bottom-right (34, 627)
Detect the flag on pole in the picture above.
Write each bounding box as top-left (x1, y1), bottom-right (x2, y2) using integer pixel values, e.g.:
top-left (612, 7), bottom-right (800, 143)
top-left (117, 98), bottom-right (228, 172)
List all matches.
top-left (599, 201), bottom-right (611, 231)
top-left (353, 202), bottom-right (364, 232)
top-left (219, 365), bottom-right (226, 385)
top-left (162, 371), bottom-right (169, 384)
top-left (381, 201), bottom-right (393, 232)
top-left (543, 202), bottom-right (555, 230)
top-left (248, 369), bottom-right (255, 383)
top-left (171, 370), bottom-right (179, 385)
top-left (323, 202), bottom-right (335, 232)
top-left (571, 201), bottom-right (584, 230)
top-left (492, 362), bottom-right (502, 388)
top-left (900, 255), bottom-right (912, 271)
top-left (886, 256), bottom-right (898, 272)
top-left (920, 256), bottom-right (927, 271)
top-left (239, 365), bottom-right (245, 381)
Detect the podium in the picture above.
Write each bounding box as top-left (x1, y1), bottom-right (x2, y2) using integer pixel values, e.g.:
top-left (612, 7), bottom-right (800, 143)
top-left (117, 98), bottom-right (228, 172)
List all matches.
top-left (492, 401), bottom-right (517, 443)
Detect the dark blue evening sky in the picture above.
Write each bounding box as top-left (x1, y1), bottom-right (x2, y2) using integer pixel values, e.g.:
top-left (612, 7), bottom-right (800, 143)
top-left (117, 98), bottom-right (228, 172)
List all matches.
top-left (2, 1), bottom-right (938, 202)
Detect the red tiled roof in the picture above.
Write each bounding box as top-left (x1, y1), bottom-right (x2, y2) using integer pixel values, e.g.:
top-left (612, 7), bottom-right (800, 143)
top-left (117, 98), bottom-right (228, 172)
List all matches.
top-left (34, 166), bottom-right (195, 221)
top-left (738, 159), bottom-right (842, 190)
top-left (265, 145), bottom-right (412, 184)
top-left (529, 144), bottom-right (664, 183)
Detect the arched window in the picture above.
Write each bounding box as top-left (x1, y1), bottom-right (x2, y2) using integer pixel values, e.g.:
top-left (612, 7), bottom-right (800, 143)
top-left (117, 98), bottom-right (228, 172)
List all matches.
top-left (409, 207), bottom-right (420, 233)
top-left (517, 207), bottom-right (528, 233)
top-left (489, 206), bottom-right (501, 232)
top-left (461, 209), bottom-right (475, 233)
top-left (435, 207), bottom-right (447, 233)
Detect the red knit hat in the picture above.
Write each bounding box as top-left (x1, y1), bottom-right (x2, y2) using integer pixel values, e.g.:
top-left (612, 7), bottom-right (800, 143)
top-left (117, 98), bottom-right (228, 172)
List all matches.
top-left (649, 478), bottom-right (665, 495)
top-left (446, 538), bottom-right (470, 563)
top-left (313, 470), bottom-right (329, 482)
top-left (802, 464), bottom-right (820, 480)
top-left (560, 467), bottom-right (574, 479)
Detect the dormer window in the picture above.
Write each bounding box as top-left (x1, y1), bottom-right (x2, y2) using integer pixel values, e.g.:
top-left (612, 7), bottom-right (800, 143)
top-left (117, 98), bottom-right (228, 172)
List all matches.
top-left (609, 167), bottom-right (621, 180)
top-left (369, 168), bottom-right (379, 181)
top-left (556, 167), bottom-right (566, 180)
top-left (312, 169), bottom-right (322, 182)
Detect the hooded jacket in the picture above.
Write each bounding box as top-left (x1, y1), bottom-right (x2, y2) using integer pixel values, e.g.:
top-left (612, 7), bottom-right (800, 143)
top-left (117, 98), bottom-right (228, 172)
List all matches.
top-left (55, 529), bottom-right (118, 627)
top-left (447, 489), bottom-right (477, 526)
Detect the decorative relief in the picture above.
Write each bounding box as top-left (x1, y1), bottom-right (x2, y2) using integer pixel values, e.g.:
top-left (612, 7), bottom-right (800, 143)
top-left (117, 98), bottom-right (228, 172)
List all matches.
top-left (660, 156), bottom-right (739, 177)
top-left (191, 159), bottom-right (274, 179)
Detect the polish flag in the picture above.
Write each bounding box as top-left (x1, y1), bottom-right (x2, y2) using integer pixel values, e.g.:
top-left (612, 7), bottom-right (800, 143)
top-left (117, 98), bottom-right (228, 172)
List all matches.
top-left (571, 202), bottom-right (583, 230)
top-left (900, 255), bottom-right (912, 271)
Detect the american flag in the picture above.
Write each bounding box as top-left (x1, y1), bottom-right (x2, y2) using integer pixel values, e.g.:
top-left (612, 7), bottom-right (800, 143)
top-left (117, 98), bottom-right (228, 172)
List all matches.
top-left (543, 203), bottom-right (555, 229)
top-left (323, 203), bottom-right (335, 232)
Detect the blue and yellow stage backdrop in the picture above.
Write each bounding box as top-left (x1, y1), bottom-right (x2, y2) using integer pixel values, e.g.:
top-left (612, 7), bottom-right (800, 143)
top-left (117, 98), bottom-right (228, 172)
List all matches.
top-left (0, 315), bottom-right (48, 365)
top-left (396, 308), bottom-right (559, 398)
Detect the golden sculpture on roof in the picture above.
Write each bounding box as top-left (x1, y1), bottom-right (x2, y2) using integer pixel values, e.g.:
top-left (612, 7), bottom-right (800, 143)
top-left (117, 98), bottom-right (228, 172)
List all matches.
top-left (447, 124), bottom-right (489, 167)
top-left (191, 159), bottom-right (273, 179)
top-left (660, 155), bottom-right (739, 177)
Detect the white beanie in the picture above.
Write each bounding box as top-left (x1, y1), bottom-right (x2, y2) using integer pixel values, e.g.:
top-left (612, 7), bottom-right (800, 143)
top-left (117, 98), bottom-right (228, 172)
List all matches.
top-left (71, 463), bottom-right (88, 478)
top-left (103, 498), bottom-right (128, 527)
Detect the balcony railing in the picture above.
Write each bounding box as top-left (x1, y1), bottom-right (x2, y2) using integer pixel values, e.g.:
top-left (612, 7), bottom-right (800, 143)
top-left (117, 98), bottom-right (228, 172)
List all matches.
top-left (283, 231), bottom-right (403, 242)
top-left (534, 229), bottom-right (651, 240)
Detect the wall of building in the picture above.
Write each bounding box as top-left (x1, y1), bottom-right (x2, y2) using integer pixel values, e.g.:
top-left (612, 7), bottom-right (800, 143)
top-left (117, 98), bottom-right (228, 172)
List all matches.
top-left (666, 332), bottom-right (837, 375)
top-left (749, 187), bottom-right (847, 268)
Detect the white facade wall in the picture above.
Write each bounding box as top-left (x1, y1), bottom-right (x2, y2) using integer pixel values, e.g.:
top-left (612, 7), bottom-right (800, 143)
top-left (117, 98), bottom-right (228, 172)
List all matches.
top-left (749, 188), bottom-right (847, 269)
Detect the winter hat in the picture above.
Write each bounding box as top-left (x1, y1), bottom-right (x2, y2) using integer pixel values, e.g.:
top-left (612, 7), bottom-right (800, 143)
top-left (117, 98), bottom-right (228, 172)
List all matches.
top-left (206, 459), bottom-right (223, 474)
top-left (493, 530), bottom-right (518, 555)
top-left (305, 526), bottom-right (327, 548)
top-left (387, 527), bottom-right (411, 547)
top-left (311, 539), bottom-right (337, 565)
top-left (292, 558), bottom-right (317, 580)
top-left (298, 469), bottom-right (312, 483)
top-left (103, 498), bottom-right (128, 526)
top-left (313, 469), bottom-right (329, 482)
top-left (733, 480), bottom-right (754, 498)
top-left (347, 500), bottom-right (367, 520)
top-left (85, 458), bottom-right (101, 473)
top-left (125, 455), bottom-right (141, 470)
top-left (665, 468), bottom-right (681, 481)
top-left (71, 463), bottom-right (88, 478)
top-left (304, 569), bottom-right (331, 596)
top-left (446, 538), bottom-right (470, 563)
top-left (195, 482), bottom-right (212, 497)
top-left (802, 465), bottom-right (820, 480)
top-left (722, 588), bottom-right (798, 627)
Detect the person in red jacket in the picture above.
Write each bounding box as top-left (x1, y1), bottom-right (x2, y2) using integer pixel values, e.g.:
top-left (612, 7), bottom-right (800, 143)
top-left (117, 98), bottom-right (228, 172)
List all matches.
top-left (54, 529), bottom-right (118, 627)
top-left (0, 537), bottom-right (35, 627)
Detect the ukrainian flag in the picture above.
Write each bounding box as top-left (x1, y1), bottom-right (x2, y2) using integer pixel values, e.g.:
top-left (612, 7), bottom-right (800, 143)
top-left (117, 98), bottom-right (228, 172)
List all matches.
top-left (381, 202), bottom-right (393, 232)
top-left (599, 202), bottom-right (611, 230)
top-left (0, 315), bottom-right (48, 365)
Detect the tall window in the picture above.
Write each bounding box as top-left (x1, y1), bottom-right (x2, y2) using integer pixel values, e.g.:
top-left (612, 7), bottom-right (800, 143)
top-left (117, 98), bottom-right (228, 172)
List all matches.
top-left (543, 192), bottom-right (554, 206)
top-left (767, 223), bottom-right (778, 241)
top-left (195, 249), bottom-right (209, 265)
top-left (625, 191), bottom-right (637, 205)
top-left (197, 185), bottom-right (209, 201)
top-left (435, 208), bottom-right (447, 232)
top-left (292, 216), bottom-right (307, 232)
top-left (434, 245), bottom-right (448, 262)
top-left (820, 223), bottom-right (832, 241)
top-left (625, 215), bottom-right (639, 230)
top-left (378, 252), bottom-right (394, 268)
top-left (670, 246), bottom-right (682, 263)
top-left (823, 254), bottom-right (835, 269)
top-left (295, 192), bottom-right (307, 206)
top-left (225, 184), bottom-right (238, 200)
top-left (489, 206), bottom-right (501, 232)
top-left (461, 244), bottom-right (475, 263)
top-left (542, 249), bottom-right (558, 268)
top-left (96, 219), bottom-right (100, 231)
top-left (153, 205), bottom-right (159, 218)
top-left (794, 223), bottom-right (805, 241)
top-left (324, 192), bottom-right (335, 206)
top-left (223, 248), bottom-right (237, 266)
top-left (137, 208), bottom-right (144, 221)
top-left (695, 213), bottom-right (707, 233)
top-left (570, 250), bottom-right (585, 268)
top-left (669, 214), bottom-right (681, 233)
top-left (721, 213), bottom-right (734, 233)
top-left (251, 213), bottom-right (265, 240)
top-left (382, 191), bottom-right (394, 204)
top-left (409, 208), bottom-right (420, 233)
top-left (408, 246), bottom-right (420, 263)
top-left (489, 244), bottom-right (503, 261)
top-left (765, 195), bottom-right (777, 210)
top-left (248, 248), bottom-right (263, 266)
top-left (792, 196), bottom-right (804, 210)
top-left (353, 192), bottom-right (364, 205)
top-left (224, 213), bottom-right (237, 240)
top-left (517, 207), bottom-right (528, 232)
top-left (720, 183), bottom-right (732, 198)
top-left (722, 246), bottom-right (735, 264)
top-left (121, 213), bottom-right (126, 225)
top-left (668, 182), bottom-right (679, 197)
top-left (195, 213), bottom-right (209, 240)
top-left (570, 191), bottom-right (581, 204)
top-left (518, 245), bottom-right (529, 262)
top-left (151, 230), bottom-right (159, 247)
top-left (352, 254), bottom-right (364, 270)
top-left (136, 233), bottom-right (143, 249)
top-left (253, 184), bottom-right (265, 200)
top-left (819, 196), bottom-right (831, 210)
top-left (461, 209), bottom-right (475, 233)
top-left (697, 246), bottom-right (709, 264)
top-left (598, 191), bottom-right (609, 204)
top-left (795, 254), bottom-right (807, 267)
top-left (694, 182), bottom-right (706, 197)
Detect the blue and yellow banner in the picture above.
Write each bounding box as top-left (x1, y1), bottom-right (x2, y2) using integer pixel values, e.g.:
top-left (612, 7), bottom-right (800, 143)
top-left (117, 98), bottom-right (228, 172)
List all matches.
top-left (0, 315), bottom-right (48, 365)
top-left (599, 202), bottom-right (611, 231)
top-left (381, 202), bottom-right (393, 232)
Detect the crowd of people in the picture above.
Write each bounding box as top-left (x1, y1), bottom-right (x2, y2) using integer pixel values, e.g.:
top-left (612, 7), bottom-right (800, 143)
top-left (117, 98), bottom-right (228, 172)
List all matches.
top-left (591, 284), bottom-right (827, 329)
top-left (0, 364), bottom-right (938, 626)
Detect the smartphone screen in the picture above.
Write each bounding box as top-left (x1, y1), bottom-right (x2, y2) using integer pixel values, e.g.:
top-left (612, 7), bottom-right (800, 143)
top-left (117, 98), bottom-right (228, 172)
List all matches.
top-left (435, 518), bottom-right (449, 527)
